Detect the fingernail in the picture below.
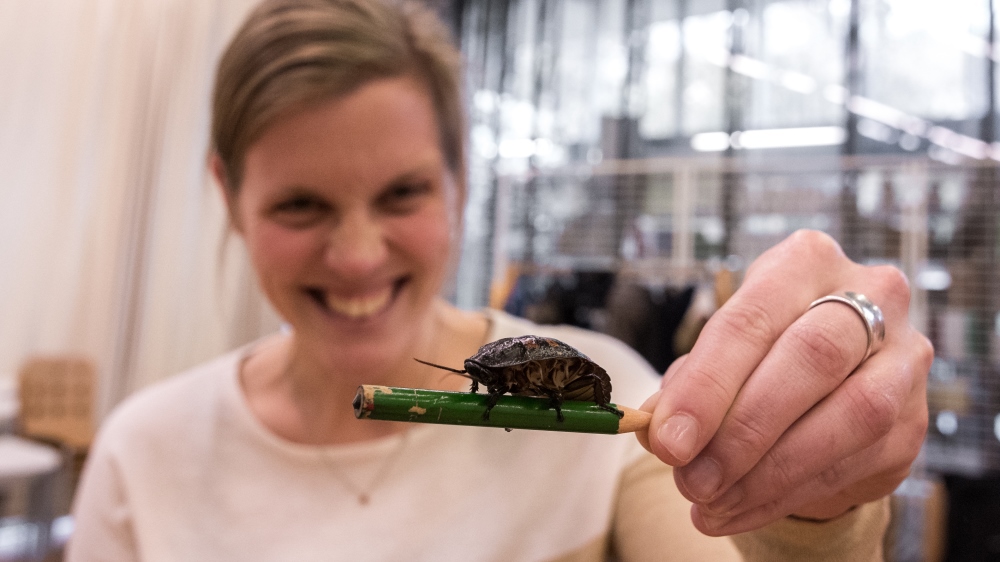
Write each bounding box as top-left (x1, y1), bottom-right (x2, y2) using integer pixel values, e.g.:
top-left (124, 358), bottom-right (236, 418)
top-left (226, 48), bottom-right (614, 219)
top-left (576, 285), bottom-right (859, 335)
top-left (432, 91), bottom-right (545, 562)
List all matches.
top-left (683, 456), bottom-right (723, 501)
top-left (705, 484), bottom-right (743, 515)
top-left (657, 413), bottom-right (699, 462)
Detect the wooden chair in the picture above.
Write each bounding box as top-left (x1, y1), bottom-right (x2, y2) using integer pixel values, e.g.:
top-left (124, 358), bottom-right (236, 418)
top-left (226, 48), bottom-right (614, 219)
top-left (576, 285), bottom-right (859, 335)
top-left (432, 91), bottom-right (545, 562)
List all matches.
top-left (0, 356), bottom-right (92, 561)
top-left (17, 356), bottom-right (96, 488)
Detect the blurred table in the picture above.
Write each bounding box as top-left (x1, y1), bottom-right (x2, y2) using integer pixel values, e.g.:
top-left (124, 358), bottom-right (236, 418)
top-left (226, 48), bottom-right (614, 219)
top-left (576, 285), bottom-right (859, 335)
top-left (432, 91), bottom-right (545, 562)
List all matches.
top-left (0, 436), bottom-right (60, 482)
top-left (0, 435), bottom-right (63, 561)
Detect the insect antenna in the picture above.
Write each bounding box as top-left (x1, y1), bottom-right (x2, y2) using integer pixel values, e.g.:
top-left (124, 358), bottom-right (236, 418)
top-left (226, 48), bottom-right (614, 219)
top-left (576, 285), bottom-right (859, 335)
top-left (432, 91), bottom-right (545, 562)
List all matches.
top-left (414, 358), bottom-right (469, 375)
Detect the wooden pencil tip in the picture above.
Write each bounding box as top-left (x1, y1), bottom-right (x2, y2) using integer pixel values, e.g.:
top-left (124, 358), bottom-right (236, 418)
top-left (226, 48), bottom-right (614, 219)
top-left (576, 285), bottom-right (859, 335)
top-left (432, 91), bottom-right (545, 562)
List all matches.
top-left (616, 406), bottom-right (652, 434)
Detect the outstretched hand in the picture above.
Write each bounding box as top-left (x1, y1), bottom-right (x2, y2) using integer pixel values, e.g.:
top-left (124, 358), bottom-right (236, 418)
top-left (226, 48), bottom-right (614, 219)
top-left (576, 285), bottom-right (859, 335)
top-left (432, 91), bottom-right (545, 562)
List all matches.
top-left (636, 230), bottom-right (932, 536)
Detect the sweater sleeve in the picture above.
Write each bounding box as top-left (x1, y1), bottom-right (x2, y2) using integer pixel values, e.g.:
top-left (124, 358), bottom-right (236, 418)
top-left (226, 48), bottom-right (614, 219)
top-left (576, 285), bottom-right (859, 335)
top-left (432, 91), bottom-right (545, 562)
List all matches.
top-left (612, 453), bottom-right (742, 561)
top-left (65, 439), bottom-right (141, 562)
top-left (611, 453), bottom-right (890, 562)
top-left (729, 498), bottom-right (890, 562)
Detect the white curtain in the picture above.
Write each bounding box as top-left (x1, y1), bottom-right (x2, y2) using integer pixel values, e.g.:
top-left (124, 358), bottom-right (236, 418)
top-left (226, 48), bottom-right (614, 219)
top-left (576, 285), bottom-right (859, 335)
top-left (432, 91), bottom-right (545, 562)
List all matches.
top-left (0, 0), bottom-right (281, 419)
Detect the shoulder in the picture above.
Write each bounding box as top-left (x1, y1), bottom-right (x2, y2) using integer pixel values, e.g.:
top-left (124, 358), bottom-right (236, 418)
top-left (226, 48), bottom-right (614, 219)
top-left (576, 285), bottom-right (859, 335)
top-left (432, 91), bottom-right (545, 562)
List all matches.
top-left (93, 346), bottom-right (243, 454)
top-left (484, 309), bottom-right (660, 407)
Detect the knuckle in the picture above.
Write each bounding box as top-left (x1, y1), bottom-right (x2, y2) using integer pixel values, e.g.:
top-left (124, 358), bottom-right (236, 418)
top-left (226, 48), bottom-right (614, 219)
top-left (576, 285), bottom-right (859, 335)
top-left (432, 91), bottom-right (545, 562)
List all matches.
top-left (870, 264), bottom-right (911, 310)
top-left (712, 300), bottom-right (779, 352)
top-left (816, 459), bottom-right (849, 490)
top-left (867, 461), bottom-right (913, 498)
top-left (844, 381), bottom-right (899, 442)
top-left (748, 230), bottom-right (844, 279)
top-left (788, 229), bottom-right (845, 263)
top-left (726, 411), bottom-right (776, 459)
top-left (784, 320), bottom-right (857, 382)
top-left (887, 465), bottom-right (913, 489)
top-left (902, 403), bottom-right (930, 455)
top-left (751, 497), bottom-right (786, 524)
top-left (684, 365), bottom-right (736, 409)
top-left (915, 333), bottom-right (935, 374)
top-left (904, 427), bottom-right (927, 464)
top-left (765, 446), bottom-right (808, 492)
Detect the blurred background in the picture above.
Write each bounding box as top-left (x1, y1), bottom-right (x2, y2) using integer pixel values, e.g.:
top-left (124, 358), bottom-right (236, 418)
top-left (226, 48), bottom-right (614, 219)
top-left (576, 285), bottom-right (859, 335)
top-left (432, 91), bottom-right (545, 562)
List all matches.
top-left (1, 0), bottom-right (998, 559)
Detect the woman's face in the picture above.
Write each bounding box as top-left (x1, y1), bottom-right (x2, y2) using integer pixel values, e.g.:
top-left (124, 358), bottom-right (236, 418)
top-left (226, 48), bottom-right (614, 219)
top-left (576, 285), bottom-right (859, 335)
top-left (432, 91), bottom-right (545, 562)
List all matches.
top-left (229, 75), bottom-right (458, 374)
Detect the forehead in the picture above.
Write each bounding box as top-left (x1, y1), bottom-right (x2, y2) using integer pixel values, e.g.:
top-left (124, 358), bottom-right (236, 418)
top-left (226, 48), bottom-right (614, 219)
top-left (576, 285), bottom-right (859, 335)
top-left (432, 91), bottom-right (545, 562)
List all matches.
top-left (242, 75), bottom-right (446, 193)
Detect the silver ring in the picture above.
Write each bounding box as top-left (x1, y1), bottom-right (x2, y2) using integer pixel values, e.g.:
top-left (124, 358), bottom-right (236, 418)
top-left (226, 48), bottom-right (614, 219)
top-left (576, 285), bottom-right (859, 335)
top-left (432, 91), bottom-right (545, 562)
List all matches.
top-left (808, 291), bottom-right (885, 363)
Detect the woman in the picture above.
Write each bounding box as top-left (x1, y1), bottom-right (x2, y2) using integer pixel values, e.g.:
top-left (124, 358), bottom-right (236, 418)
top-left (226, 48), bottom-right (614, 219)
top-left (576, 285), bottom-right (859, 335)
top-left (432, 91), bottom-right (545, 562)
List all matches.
top-left (67, 0), bottom-right (931, 560)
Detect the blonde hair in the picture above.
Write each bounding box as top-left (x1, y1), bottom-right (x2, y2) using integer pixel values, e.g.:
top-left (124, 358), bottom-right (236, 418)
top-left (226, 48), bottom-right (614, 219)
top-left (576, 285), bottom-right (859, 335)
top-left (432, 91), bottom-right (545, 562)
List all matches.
top-left (211, 0), bottom-right (465, 193)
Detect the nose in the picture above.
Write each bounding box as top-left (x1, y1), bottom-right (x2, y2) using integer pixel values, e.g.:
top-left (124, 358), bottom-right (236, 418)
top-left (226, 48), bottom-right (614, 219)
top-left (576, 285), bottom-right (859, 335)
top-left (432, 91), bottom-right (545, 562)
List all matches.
top-left (323, 208), bottom-right (388, 278)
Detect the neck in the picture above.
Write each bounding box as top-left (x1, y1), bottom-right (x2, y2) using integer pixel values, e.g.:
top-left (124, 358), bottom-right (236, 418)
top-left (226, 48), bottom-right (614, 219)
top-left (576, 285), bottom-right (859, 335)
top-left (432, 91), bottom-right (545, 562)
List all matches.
top-left (240, 301), bottom-right (490, 445)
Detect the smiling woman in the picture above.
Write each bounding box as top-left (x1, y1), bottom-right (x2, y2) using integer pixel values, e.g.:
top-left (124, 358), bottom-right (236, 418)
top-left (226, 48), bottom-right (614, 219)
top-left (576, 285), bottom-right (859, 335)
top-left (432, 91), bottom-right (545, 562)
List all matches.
top-left (65, 1), bottom-right (929, 561)
top-left (223, 76), bottom-right (463, 392)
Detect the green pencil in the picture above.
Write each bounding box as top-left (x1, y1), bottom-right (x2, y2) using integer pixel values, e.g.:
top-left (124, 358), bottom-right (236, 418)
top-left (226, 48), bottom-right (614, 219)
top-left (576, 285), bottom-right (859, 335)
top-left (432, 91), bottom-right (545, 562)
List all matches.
top-left (353, 385), bottom-right (650, 434)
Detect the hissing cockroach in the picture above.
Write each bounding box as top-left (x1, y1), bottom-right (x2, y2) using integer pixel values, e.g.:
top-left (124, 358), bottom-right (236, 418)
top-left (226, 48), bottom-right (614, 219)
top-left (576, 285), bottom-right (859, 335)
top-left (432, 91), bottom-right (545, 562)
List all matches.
top-left (416, 335), bottom-right (625, 422)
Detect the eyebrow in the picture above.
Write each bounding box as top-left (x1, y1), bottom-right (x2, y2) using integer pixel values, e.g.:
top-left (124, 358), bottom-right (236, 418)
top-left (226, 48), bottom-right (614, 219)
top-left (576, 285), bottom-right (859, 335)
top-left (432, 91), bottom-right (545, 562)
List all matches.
top-left (381, 159), bottom-right (441, 187)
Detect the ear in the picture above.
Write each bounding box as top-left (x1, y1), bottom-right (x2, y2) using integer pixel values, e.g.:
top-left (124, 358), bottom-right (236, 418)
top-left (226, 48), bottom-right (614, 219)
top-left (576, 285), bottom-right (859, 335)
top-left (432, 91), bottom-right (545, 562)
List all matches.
top-left (209, 153), bottom-right (243, 233)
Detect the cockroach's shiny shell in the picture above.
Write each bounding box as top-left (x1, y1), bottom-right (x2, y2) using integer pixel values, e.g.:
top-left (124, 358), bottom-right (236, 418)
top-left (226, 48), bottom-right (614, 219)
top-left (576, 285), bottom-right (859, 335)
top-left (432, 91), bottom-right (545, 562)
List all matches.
top-left (416, 335), bottom-right (624, 422)
top-left (470, 335), bottom-right (589, 367)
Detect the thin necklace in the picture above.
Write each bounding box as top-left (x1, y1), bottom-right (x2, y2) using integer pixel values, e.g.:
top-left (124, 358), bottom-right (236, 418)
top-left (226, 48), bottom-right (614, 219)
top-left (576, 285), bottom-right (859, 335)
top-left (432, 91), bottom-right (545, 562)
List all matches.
top-left (318, 429), bottom-right (410, 506)
top-left (303, 323), bottom-right (450, 505)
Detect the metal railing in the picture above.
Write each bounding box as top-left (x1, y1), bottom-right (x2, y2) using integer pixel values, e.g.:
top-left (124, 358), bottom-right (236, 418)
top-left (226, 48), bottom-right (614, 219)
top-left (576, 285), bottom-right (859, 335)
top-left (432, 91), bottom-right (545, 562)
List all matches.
top-left (470, 153), bottom-right (1000, 476)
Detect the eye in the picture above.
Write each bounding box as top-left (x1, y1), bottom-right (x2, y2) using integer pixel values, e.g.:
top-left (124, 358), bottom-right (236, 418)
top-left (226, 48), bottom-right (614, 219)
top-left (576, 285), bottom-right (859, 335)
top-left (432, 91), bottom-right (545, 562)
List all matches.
top-left (378, 181), bottom-right (432, 214)
top-left (270, 194), bottom-right (329, 227)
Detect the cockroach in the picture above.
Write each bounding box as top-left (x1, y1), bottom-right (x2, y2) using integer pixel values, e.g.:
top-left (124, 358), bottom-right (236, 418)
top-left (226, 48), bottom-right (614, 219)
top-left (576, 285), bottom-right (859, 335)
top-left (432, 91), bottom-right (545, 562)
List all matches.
top-left (416, 335), bottom-right (625, 422)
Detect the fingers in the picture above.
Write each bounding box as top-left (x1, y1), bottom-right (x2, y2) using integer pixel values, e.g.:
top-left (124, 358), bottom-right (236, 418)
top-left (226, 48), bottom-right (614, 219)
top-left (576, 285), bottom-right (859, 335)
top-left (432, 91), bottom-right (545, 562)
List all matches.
top-left (691, 436), bottom-right (906, 536)
top-left (635, 228), bottom-right (932, 536)
top-left (634, 390), bottom-right (661, 454)
top-left (688, 328), bottom-right (932, 536)
top-left (671, 300), bottom-right (871, 504)
top-left (660, 354), bottom-right (689, 387)
top-left (670, 269), bottom-right (911, 503)
top-left (646, 231), bottom-right (856, 466)
top-left (635, 355), bottom-right (687, 454)
top-left (692, 403), bottom-right (924, 536)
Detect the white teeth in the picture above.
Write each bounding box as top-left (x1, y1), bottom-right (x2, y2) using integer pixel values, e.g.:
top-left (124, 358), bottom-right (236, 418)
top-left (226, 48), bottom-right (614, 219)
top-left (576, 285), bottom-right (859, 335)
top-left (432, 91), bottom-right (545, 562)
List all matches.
top-left (323, 289), bottom-right (392, 319)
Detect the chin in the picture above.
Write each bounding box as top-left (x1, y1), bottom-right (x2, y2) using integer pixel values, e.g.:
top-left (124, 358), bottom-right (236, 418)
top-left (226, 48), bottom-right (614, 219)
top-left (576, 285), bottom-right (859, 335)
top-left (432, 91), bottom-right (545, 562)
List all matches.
top-left (306, 311), bottom-right (429, 373)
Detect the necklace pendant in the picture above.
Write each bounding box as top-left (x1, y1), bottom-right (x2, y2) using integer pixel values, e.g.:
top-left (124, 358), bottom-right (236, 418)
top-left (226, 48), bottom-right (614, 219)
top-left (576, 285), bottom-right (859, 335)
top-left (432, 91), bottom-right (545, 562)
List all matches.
top-left (358, 494), bottom-right (370, 506)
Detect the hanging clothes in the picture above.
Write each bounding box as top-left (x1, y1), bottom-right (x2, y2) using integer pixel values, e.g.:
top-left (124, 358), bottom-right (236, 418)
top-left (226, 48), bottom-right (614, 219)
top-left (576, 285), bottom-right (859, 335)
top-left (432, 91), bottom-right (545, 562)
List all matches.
top-left (603, 281), bottom-right (696, 375)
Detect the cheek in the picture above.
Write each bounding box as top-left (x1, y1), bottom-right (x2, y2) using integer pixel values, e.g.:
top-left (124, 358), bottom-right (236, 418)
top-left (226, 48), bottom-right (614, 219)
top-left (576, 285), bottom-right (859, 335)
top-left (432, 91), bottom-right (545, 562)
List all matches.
top-left (243, 221), bottom-right (319, 280)
top-left (393, 207), bottom-right (454, 272)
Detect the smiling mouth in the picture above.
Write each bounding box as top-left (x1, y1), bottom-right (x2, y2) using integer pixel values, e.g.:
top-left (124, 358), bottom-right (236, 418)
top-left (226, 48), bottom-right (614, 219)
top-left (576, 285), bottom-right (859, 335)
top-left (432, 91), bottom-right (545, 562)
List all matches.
top-left (307, 279), bottom-right (406, 320)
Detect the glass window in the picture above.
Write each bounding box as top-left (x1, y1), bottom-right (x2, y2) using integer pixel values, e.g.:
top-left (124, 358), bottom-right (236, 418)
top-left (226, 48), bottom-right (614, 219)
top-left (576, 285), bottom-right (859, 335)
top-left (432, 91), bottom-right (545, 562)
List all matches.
top-left (639, 18), bottom-right (682, 138)
top-left (680, 8), bottom-right (730, 135)
top-left (742, 0), bottom-right (849, 129)
top-left (555, 0), bottom-right (629, 146)
top-left (860, 0), bottom-right (990, 121)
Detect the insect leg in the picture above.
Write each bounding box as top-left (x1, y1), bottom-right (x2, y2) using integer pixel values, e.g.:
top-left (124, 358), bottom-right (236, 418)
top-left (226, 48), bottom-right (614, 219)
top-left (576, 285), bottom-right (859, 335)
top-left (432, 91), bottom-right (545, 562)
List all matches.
top-left (581, 373), bottom-right (624, 418)
top-left (600, 402), bottom-right (625, 418)
top-left (549, 391), bottom-right (565, 422)
top-left (482, 390), bottom-right (504, 420)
